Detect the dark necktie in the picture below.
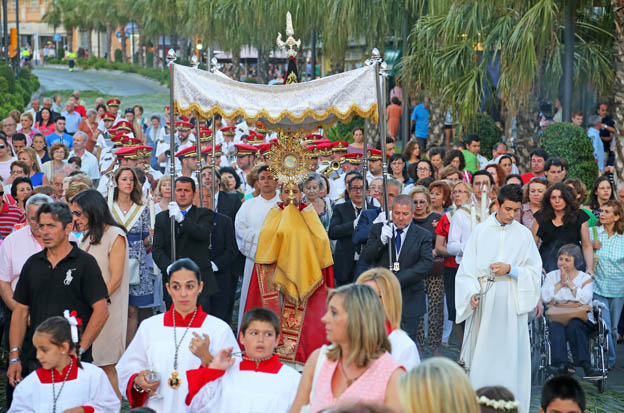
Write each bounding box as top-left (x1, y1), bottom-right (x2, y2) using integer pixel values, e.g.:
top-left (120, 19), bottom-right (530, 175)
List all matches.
top-left (395, 228), bottom-right (403, 255)
top-left (355, 207), bottom-right (362, 215)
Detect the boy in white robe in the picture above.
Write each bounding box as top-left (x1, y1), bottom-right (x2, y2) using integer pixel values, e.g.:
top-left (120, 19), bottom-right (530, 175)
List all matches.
top-left (455, 184), bottom-right (542, 413)
top-left (10, 314), bottom-right (120, 413)
top-left (185, 307), bottom-right (301, 412)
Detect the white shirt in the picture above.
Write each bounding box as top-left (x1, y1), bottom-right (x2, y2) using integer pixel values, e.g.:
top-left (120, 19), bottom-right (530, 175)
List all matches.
top-left (447, 208), bottom-right (473, 264)
top-left (70, 149), bottom-right (100, 179)
top-left (389, 329), bottom-right (420, 370)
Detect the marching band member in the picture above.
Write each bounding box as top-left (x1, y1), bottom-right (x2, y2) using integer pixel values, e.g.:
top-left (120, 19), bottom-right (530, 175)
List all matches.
top-left (185, 307), bottom-right (300, 412)
top-left (116, 258), bottom-right (239, 412)
top-left (9, 314), bottom-right (120, 412)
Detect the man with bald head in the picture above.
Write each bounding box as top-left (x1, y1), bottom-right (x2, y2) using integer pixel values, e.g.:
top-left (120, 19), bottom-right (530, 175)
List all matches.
top-left (2, 118), bottom-right (16, 141)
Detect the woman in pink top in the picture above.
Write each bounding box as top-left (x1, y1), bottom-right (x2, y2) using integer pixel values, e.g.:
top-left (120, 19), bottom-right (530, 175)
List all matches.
top-left (289, 284), bottom-right (404, 413)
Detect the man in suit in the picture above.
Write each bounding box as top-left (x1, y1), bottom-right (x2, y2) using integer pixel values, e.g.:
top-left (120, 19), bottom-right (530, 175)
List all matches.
top-left (328, 173), bottom-right (371, 286)
top-left (197, 184), bottom-right (239, 323)
top-left (201, 165), bottom-right (241, 221)
top-left (153, 176), bottom-right (216, 311)
top-left (353, 178), bottom-right (402, 277)
top-left (362, 194), bottom-right (433, 340)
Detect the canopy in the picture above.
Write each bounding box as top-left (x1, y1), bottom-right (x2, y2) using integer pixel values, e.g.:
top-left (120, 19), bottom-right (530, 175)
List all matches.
top-left (172, 63), bottom-right (378, 131)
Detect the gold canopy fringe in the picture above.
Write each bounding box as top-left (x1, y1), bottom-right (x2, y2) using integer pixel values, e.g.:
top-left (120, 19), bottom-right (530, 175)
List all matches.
top-left (173, 102), bottom-right (379, 127)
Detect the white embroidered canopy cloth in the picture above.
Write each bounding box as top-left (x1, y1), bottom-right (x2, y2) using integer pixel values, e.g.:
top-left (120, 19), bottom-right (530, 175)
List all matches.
top-left (172, 63), bottom-right (378, 131)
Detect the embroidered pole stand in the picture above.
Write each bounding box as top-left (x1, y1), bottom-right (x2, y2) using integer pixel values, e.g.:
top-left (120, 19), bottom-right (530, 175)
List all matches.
top-left (52, 357), bottom-right (74, 413)
top-left (169, 306), bottom-right (198, 389)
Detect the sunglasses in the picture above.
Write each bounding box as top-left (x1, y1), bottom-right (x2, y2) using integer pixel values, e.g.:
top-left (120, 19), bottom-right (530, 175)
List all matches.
top-left (0, 144), bottom-right (6, 149)
top-left (71, 210), bottom-right (82, 217)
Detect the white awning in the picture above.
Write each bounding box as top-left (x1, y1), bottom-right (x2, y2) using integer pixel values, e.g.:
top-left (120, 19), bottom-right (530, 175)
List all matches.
top-left (172, 63), bottom-right (378, 132)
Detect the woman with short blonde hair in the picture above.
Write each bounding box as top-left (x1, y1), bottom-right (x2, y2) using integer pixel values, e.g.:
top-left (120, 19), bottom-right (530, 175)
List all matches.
top-left (399, 357), bottom-right (480, 413)
top-left (289, 284), bottom-right (404, 413)
top-left (357, 268), bottom-right (420, 369)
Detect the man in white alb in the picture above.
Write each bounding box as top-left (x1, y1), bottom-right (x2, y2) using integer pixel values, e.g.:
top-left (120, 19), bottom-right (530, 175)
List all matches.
top-left (455, 184), bottom-right (541, 413)
top-left (234, 165), bottom-right (279, 327)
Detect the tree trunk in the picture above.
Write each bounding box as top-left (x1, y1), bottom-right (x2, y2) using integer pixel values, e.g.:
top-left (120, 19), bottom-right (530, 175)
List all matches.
top-left (514, 100), bottom-right (540, 171)
top-left (365, 118), bottom-right (380, 149)
top-left (257, 46), bottom-right (270, 84)
top-left (105, 24), bottom-right (112, 62)
top-left (613, 1), bottom-right (624, 185)
top-left (232, 49), bottom-right (242, 81)
top-left (121, 32), bottom-right (128, 62)
top-left (427, 97), bottom-right (446, 148)
top-left (87, 29), bottom-right (93, 58)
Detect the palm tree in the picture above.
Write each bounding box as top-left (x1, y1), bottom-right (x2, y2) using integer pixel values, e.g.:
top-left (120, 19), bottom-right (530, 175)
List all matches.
top-left (400, 1), bottom-right (614, 167)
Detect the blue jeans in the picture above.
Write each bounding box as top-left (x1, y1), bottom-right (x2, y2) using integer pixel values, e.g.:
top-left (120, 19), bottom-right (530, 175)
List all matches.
top-left (593, 294), bottom-right (624, 368)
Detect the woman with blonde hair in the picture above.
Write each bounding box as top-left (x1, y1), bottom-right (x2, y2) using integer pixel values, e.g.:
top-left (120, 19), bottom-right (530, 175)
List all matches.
top-left (290, 284), bottom-right (404, 413)
top-left (17, 147), bottom-right (48, 187)
top-left (154, 174), bottom-right (171, 213)
top-left (399, 357), bottom-right (480, 413)
top-left (356, 268), bottom-right (420, 369)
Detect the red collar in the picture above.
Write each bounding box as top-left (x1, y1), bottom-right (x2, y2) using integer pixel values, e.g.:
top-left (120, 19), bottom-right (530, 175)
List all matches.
top-left (36, 356), bottom-right (78, 384)
top-left (277, 202), bottom-right (307, 211)
top-left (385, 319), bottom-right (394, 336)
top-left (163, 305), bottom-right (207, 328)
top-left (239, 354), bottom-right (283, 374)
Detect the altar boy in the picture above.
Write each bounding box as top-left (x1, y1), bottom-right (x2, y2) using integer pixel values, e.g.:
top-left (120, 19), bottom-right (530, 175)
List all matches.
top-left (185, 308), bottom-right (300, 412)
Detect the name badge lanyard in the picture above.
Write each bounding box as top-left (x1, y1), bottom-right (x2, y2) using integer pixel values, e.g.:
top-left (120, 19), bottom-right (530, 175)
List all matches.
top-left (393, 226), bottom-right (402, 272)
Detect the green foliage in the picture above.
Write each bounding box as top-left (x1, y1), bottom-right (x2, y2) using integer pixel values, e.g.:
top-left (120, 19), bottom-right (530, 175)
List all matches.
top-left (146, 51), bottom-right (154, 68)
top-left (0, 64), bottom-right (16, 93)
top-left (542, 123), bottom-right (598, 190)
top-left (464, 113), bottom-right (501, 158)
top-left (114, 49), bottom-right (123, 63)
top-left (57, 47), bottom-right (65, 60)
top-left (326, 116), bottom-right (365, 142)
top-left (0, 77), bottom-right (8, 94)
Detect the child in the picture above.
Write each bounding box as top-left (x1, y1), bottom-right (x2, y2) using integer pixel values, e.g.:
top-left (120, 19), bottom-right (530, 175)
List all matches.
top-left (540, 375), bottom-right (586, 413)
top-left (477, 386), bottom-right (520, 413)
top-left (9, 312), bottom-right (120, 412)
top-left (185, 307), bottom-right (301, 412)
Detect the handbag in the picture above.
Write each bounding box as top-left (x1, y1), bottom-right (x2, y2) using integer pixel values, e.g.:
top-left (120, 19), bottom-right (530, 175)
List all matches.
top-left (545, 300), bottom-right (592, 326)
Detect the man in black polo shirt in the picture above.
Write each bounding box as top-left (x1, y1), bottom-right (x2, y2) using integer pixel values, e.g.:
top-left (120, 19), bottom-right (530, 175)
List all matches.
top-left (7, 202), bottom-right (109, 387)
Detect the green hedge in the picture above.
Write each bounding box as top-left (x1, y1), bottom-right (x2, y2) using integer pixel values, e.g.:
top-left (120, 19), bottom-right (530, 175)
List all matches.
top-left (0, 65), bottom-right (40, 120)
top-left (541, 122), bottom-right (599, 190)
top-left (464, 113), bottom-right (501, 158)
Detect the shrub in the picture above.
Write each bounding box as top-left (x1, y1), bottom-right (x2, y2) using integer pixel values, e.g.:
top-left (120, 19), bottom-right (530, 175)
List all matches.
top-left (146, 51), bottom-right (154, 67)
top-left (0, 77), bottom-right (8, 94)
top-left (542, 122), bottom-right (599, 190)
top-left (57, 47), bottom-right (65, 60)
top-left (464, 113), bottom-right (501, 158)
top-left (0, 64), bottom-right (16, 93)
top-left (114, 49), bottom-right (123, 63)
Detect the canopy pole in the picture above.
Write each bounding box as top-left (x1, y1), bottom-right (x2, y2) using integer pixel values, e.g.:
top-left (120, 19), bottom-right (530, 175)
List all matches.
top-left (209, 56), bottom-right (218, 207)
top-left (368, 48), bottom-right (392, 270)
top-left (194, 110), bottom-right (203, 208)
top-left (167, 48), bottom-right (177, 262)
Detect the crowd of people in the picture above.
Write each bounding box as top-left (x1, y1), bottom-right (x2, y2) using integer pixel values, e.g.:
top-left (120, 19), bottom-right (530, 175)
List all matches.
top-left (0, 91), bottom-right (621, 413)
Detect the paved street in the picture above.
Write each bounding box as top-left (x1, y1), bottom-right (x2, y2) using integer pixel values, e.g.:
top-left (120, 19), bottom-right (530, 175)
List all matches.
top-left (33, 66), bottom-right (169, 116)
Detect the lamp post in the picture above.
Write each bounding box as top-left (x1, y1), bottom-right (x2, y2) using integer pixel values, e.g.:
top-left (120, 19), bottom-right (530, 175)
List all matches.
top-left (167, 48), bottom-right (177, 261)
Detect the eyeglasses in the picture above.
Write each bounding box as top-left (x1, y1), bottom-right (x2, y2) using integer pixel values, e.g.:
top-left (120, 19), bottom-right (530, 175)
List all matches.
top-left (349, 186), bottom-right (364, 192)
top-left (0, 144), bottom-right (5, 149)
top-left (417, 167), bottom-right (432, 171)
top-left (71, 210), bottom-right (82, 217)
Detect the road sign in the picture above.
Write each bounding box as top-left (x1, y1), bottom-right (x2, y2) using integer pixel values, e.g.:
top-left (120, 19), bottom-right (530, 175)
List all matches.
top-left (115, 31), bottom-right (131, 39)
top-left (53, 33), bottom-right (61, 42)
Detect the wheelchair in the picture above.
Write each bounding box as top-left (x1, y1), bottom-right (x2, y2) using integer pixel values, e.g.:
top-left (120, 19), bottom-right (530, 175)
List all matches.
top-left (531, 300), bottom-right (609, 392)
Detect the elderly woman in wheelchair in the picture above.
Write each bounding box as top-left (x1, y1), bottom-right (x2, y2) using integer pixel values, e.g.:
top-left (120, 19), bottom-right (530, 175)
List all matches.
top-left (541, 244), bottom-right (602, 378)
